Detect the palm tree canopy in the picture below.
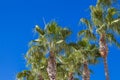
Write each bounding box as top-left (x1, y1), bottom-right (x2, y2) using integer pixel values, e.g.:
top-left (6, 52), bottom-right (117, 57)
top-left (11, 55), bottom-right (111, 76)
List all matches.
top-left (17, 21), bottom-right (72, 80)
top-left (90, 0), bottom-right (120, 47)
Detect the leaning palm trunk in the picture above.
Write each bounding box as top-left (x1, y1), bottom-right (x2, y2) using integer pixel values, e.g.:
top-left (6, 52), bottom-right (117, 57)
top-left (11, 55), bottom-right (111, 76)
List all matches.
top-left (82, 61), bottom-right (90, 80)
top-left (68, 72), bottom-right (74, 80)
top-left (47, 51), bottom-right (56, 80)
top-left (99, 34), bottom-right (109, 80)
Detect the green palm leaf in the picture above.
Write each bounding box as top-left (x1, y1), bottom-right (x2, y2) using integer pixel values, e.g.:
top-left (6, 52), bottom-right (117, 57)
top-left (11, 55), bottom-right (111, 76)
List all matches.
top-left (35, 25), bottom-right (45, 36)
top-left (80, 18), bottom-right (92, 32)
top-left (106, 33), bottom-right (120, 47)
top-left (78, 30), bottom-right (96, 40)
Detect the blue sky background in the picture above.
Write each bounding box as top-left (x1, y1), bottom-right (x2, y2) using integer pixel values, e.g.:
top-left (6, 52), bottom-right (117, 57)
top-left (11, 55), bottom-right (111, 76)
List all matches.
top-left (0, 0), bottom-right (120, 80)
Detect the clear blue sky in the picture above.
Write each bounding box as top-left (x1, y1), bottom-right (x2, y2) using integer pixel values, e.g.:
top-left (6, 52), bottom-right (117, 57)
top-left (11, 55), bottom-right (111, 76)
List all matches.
top-left (0, 0), bottom-right (120, 80)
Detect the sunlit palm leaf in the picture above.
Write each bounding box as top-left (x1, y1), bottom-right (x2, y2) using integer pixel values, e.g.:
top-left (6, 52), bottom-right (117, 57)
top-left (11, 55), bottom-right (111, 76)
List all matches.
top-left (35, 25), bottom-right (45, 36)
top-left (109, 18), bottom-right (120, 34)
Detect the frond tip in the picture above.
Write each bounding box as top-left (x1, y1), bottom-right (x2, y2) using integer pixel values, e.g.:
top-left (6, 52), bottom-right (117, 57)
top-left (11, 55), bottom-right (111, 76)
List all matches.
top-left (35, 25), bottom-right (45, 35)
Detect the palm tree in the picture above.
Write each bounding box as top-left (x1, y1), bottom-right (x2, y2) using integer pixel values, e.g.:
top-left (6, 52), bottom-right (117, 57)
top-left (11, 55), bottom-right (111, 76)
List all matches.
top-left (59, 39), bottom-right (98, 80)
top-left (74, 40), bottom-right (100, 80)
top-left (34, 21), bottom-right (71, 80)
top-left (78, 18), bottom-right (100, 80)
top-left (65, 39), bottom-right (100, 80)
top-left (90, 0), bottom-right (120, 80)
top-left (60, 43), bottom-right (81, 80)
top-left (17, 21), bottom-right (71, 80)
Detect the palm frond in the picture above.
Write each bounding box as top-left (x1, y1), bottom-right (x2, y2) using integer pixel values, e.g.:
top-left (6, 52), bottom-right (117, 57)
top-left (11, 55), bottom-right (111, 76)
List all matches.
top-left (80, 18), bottom-right (92, 32)
top-left (106, 33), bottom-right (120, 47)
top-left (97, 0), bottom-right (112, 6)
top-left (46, 21), bottom-right (60, 34)
top-left (60, 28), bottom-right (71, 39)
top-left (78, 30), bottom-right (85, 36)
top-left (35, 25), bottom-right (45, 36)
top-left (90, 5), bottom-right (103, 26)
top-left (56, 40), bottom-right (64, 44)
top-left (68, 42), bottom-right (80, 50)
top-left (77, 40), bottom-right (88, 48)
top-left (17, 70), bottom-right (34, 80)
top-left (78, 30), bottom-right (96, 40)
top-left (109, 18), bottom-right (120, 35)
top-left (106, 7), bottom-right (117, 24)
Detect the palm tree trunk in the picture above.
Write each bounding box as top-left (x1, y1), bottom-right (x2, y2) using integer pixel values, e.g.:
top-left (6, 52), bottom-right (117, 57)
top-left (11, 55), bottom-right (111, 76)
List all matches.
top-left (82, 61), bottom-right (90, 80)
top-left (99, 34), bottom-right (109, 80)
top-left (47, 51), bottom-right (56, 80)
top-left (103, 57), bottom-right (110, 80)
top-left (99, 34), bottom-right (108, 58)
top-left (68, 72), bottom-right (74, 80)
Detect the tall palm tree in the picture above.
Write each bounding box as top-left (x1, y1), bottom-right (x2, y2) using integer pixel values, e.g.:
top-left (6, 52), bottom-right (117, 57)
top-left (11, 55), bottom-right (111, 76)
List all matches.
top-left (17, 21), bottom-right (71, 80)
top-left (65, 39), bottom-right (100, 80)
top-left (78, 18), bottom-right (100, 80)
top-left (73, 40), bottom-right (100, 80)
top-left (59, 38), bottom-right (98, 80)
top-left (34, 21), bottom-right (71, 80)
top-left (90, 0), bottom-right (120, 80)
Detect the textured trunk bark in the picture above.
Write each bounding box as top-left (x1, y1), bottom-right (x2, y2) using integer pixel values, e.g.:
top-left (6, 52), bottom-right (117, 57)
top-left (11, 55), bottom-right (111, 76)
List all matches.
top-left (99, 34), bottom-right (110, 80)
top-left (47, 51), bottom-right (56, 80)
top-left (82, 61), bottom-right (90, 80)
top-left (99, 34), bottom-right (108, 58)
top-left (103, 57), bottom-right (110, 80)
top-left (68, 72), bottom-right (74, 80)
